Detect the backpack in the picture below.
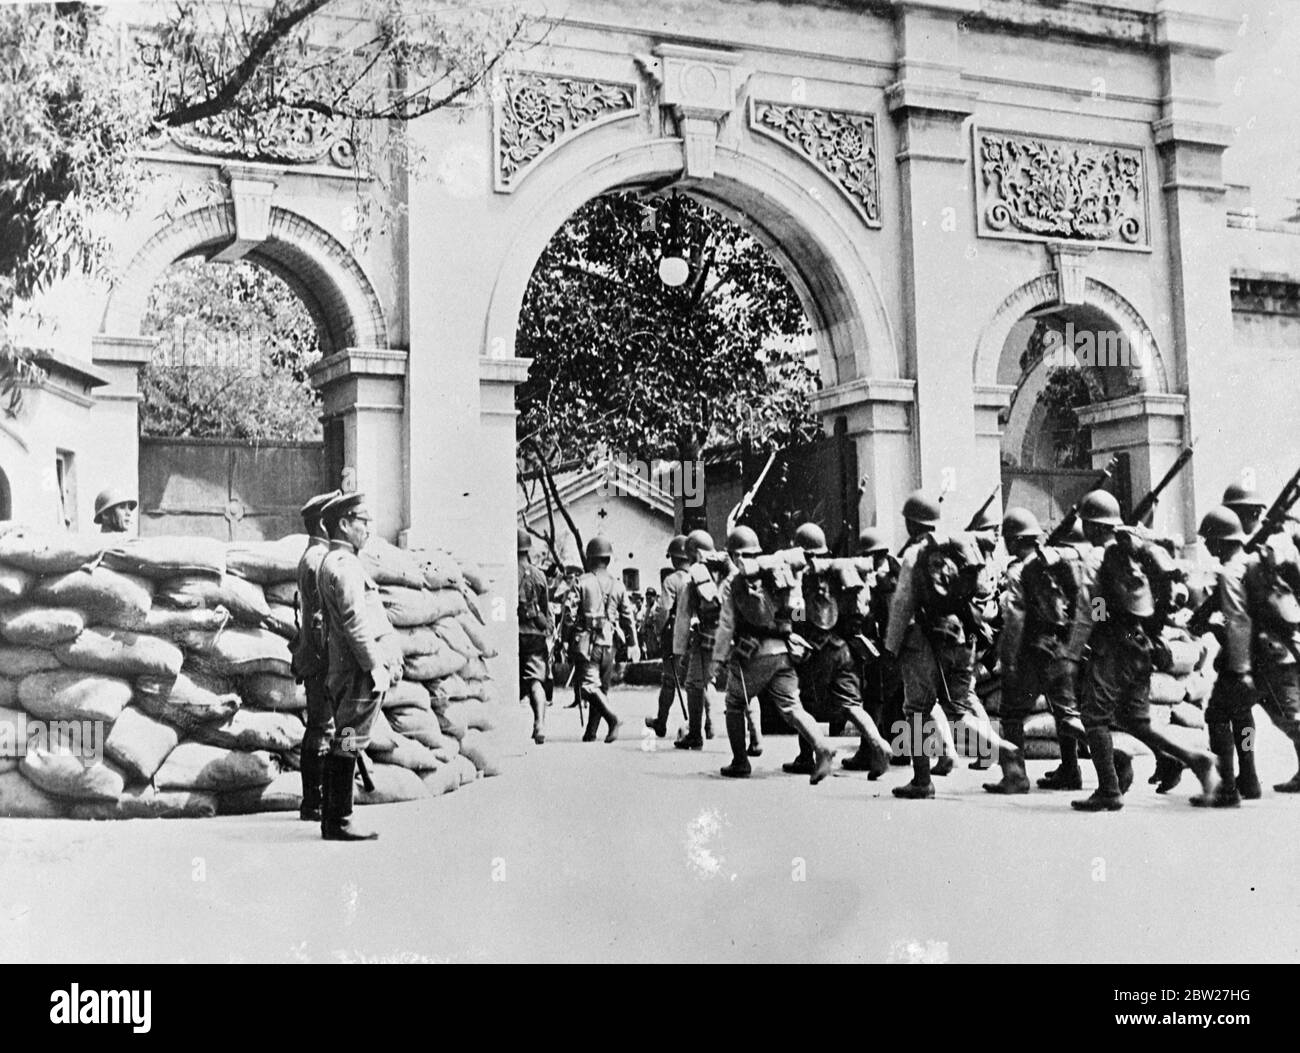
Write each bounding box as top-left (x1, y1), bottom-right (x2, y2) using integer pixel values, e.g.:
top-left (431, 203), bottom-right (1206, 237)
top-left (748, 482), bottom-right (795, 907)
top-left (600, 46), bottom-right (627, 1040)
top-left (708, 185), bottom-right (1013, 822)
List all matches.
top-left (1247, 548), bottom-right (1300, 636)
top-left (687, 562), bottom-right (723, 626)
top-left (517, 565), bottom-right (548, 631)
top-left (733, 551), bottom-right (801, 634)
top-left (1021, 547), bottom-right (1083, 629)
top-left (914, 534), bottom-right (987, 645)
top-left (1098, 533), bottom-right (1174, 623)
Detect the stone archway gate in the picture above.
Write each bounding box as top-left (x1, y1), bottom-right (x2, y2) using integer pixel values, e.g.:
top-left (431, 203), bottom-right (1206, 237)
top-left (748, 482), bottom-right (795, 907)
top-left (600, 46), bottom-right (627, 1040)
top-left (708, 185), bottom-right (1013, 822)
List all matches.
top-left (90, 0), bottom-right (1242, 688)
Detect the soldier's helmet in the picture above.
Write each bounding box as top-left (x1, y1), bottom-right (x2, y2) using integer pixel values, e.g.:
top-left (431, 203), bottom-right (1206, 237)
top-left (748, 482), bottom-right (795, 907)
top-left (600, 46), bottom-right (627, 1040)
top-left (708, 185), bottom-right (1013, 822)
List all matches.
top-left (1222, 482), bottom-right (1266, 511)
top-left (1079, 490), bottom-right (1122, 526)
top-left (1198, 505), bottom-right (1247, 544)
top-left (968, 505), bottom-right (1001, 534)
top-left (726, 525), bottom-right (762, 556)
top-left (857, 527), bottom-right (888, 555)
top-left (793, 522), bottom-right (829, 554)
top-left (666, 534), bottom-right (690, 561)
top-left (686, 529), bottom-right (715, 557)
top-left (93, 487), bottom-right (137, 524)
top-left (1001, 507), bottom-right (1042, 541)
top-left (1062, 519), bottom-right (1087, 545)
top-left (585, 536), bottom-right (613, 564)
top-left (902, 490), bottom-right (941, 527)
top-left (517, 527), bottom-right (532, 553)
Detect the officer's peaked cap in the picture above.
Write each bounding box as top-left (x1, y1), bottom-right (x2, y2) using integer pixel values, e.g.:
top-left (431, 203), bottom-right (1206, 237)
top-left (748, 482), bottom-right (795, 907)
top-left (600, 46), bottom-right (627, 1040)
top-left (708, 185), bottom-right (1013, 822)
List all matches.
top-left (321, 491), bottom-right (370, 527)
top-left (301, 490), bottom-right (342, 522)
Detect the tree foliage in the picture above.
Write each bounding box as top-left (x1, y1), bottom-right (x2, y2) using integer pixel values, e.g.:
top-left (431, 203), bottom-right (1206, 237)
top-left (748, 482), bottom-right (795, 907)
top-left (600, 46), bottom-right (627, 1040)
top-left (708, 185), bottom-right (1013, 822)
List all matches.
top-left (517, 191), bottom-right (820, 470)
top-left (140, 257), bottom-right (323, 441)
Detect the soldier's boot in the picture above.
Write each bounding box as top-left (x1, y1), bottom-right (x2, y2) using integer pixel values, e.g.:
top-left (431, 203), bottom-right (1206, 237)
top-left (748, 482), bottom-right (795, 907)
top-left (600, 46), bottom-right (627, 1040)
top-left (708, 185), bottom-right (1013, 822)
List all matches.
top-left (1193, 721), bottom-right (1241, 808)
top-left (529, 682), bottom-right (548, 745)
top-left (674, 687), bottom-right (705, 750)
top-left (839, 709), bottom-right (892, 779)
top-left (1275, 742), bottom-right (1300, 793)
top-left (1114, 747), bottom-right (1134, 796)
top-left (719, 712), bottom-right (752, 778)
top-left (320, 753), bottom-right (379, 842)
top-left (782, 707), bottom-right (836, 785)
top-left (745, 701), bottom-right (762, 756)
top-left (893, 716), bottom-right (935, 799)
top-left (581, 691), bottom-right (602, 742)
top-left (646, 681), bottom-right (674, 738)
top-left (983, 718), bottom-right (1030, 795)
top-left (1153, 753), bottom-right (1184, 794)
top-left (299, 748), bottom-right (326, 822)
top-left (1072, 728), bottom-right (1124, 812)
top-left (1233, 715), bottom-right (1261, 799)
top-left (704, 700), bottom-right (715, 740)
top-left (1038, 734), bottom-right (1083, 790)
top-left (598, 694), bottom-right (622, 743)
top-left (782, 736), bottom-right (816, 775)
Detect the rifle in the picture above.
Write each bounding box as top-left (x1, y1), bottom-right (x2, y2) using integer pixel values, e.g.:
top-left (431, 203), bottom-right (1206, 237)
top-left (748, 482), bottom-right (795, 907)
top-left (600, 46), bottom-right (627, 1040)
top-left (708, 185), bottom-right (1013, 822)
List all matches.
top-left (1127, 441), bottom-right (1196, 527)
top-left (1044, 454), bottom-right (1123, 546)
top-left (964, 485), bottom-right (1002, 532)
top-left (726, 450), bottom-right (777, 535)
top-left (1187, 462), bottom-right (1300, 634)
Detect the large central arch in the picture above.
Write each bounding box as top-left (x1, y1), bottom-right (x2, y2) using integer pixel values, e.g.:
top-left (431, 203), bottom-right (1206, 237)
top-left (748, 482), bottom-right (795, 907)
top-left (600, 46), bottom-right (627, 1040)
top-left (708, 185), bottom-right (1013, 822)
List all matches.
top-left (482, 137), bottom-right (901, 390)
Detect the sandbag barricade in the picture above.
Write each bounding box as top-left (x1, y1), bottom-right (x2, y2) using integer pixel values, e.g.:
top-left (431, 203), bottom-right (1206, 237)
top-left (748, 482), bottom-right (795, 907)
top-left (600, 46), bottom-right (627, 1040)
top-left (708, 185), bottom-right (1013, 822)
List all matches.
top-left (0, 527), bottom-right (513, 819)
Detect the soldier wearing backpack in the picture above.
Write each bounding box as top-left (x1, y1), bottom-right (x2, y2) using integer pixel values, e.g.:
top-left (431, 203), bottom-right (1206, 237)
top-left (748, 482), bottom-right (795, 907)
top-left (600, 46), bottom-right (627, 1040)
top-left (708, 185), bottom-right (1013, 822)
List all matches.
top-left (646, 536), bottom-right (691, 739)
top-left (984, 507), bottom-right (1088, 794)
top-left (569, 536), bottom-right (639, 743)
top-left (784, 522), bottom-right (892, 778)
top-left (886, 525), bottom-right (1020, 800)
top-left (708, 526), bottom-right (836, 781)
top-left (671, 529), bottom-right (731, 750)
top-left (1060, 491), bottom-right (1220, 811)
top-left (1242, 528), bottom-right (1300, 793)
top-left (857, 527), bottom-right (908, 767)
top-left (517, 527), bottom-right (554, 745)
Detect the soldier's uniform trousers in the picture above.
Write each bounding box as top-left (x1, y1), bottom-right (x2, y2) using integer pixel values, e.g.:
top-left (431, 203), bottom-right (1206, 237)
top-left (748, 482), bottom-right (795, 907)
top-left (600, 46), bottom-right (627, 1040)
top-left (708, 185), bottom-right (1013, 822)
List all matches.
top-left (327, 669), bottom-right (384, 755)
top-left (519, 633), bottom-right (552, 702)
top-left (1256, 660), bottom-right (1300, 746)
top-left (1003, 632), bottom-right (1081, 726)
top-left (897, 626), bottom-right (976, 757)
top-left (724, 652), bottom-right (801, 722)
top-left (798, 636), bottom-right (863, 717)
top-left (682, 643), bottom-right (712, 740)
top-left (653, 652), bottom-right (685, 728)
top-left (579, 643), bottom-right (618, 736)
top-left (302, 670), bottom-right (335, 758)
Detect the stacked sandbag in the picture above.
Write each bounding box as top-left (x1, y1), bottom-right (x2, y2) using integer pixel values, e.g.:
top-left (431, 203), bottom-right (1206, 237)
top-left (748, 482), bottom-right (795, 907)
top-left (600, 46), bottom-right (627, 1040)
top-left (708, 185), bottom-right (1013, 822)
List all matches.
top-left (0, 527), bottom-right (512, 819)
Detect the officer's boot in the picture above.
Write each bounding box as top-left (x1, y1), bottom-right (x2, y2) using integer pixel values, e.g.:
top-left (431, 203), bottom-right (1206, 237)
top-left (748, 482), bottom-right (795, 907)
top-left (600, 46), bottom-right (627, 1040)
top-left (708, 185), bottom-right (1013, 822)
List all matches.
top-left (1193, 721), bottom-right (1241, 808)
top-left (719, 711), bottom-right (752, 778)
top-left (1038, 731), bottom-right (1083, 790)
top-left (1275, 742), bottom-right (1300, 793)
top-left (1072, 728), bottom-right (1123, 811)
top-left (675, 687), bottom-right (705, 749)
top-left (581, 691), bottom-right (602, 742)
top-left (1233, 714), bottom-right (1260, 799)
top-left (320, 753), bottom-right (379, 841)
top-left (893, 715), bottom-right (935, 799)
top-left (299, 746), bottom-right (326, 822)
top-left (840, 709), bottom-right (892, 779)
top-left (782, 735), bottom-right (816, 775)
top-left (983, 717), bottom-right (1030, 794)
top-left (782, 708), bottom-right (836, 785)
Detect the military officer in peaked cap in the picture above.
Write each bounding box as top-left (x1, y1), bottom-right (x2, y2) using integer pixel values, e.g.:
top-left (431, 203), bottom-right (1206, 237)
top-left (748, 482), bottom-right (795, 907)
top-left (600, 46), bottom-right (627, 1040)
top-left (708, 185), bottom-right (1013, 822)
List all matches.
top-left (290, 489), bottom-right (341, 822)
top-left (315, 491), bottom-right (404, 841)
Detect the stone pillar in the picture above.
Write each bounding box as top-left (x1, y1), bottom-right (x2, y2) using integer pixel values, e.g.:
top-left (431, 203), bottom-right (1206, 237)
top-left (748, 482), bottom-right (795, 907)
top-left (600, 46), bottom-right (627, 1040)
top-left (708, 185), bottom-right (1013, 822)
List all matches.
top-left (91, 334), bottom-right (155, 522)
top-left (1076, 393), bottom-right (1190, 541)
top-left (812, 378), bottom-right (916, 545)
top-left (1153, 3), bottom-right (1237, 532)
top-left (886, 3), bottom-right (987, 512)
top-left (309, 348), bottom-right (408, 542)
top-left (478, 355), bottom-right (533, 692)
top-left (973, 383), bottom-right (1014, 497)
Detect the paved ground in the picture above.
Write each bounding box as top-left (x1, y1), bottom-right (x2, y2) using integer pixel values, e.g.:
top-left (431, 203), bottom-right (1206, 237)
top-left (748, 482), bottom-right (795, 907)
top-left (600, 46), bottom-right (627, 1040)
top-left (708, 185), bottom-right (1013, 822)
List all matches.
top-left (2, 684), bottom-right (1298, 963)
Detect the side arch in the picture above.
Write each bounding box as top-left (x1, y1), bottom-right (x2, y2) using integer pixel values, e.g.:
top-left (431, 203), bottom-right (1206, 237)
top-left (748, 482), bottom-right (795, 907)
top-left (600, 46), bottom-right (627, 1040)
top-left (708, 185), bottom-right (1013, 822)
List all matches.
top-left (481, 134), bottom-right (901, 387)
top-left (972, 275), bottom-right (1170, 394)
top-left (101, 205), bottom-right (388, 353)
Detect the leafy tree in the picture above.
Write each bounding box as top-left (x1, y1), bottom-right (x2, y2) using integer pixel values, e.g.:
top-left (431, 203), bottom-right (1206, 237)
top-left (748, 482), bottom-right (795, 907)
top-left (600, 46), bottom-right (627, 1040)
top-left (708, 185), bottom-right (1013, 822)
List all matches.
top-left (140, 257), bottom-right (323, 440)
top-left (516, 191), bottom-right (820, 553)
top-left (1, 0), bottom-right (527, 410)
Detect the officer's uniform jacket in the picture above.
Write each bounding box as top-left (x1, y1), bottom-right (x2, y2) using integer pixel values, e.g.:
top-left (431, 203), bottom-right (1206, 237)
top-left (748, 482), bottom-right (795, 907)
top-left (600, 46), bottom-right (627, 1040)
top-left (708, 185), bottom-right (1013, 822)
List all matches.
top-left (318, 538), bottom-right (397, 686)
top-left (291, 535), bottom-right (330, 679)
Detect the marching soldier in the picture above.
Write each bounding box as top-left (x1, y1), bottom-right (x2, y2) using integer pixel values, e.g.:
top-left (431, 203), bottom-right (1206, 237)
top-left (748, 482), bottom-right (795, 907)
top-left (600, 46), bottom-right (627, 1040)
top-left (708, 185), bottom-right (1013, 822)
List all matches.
top-left (785, 522), bottom-right (892, 778)
top-left (315, 492), bottom-right (404, 841)
top-left (984, 507), bottom-right (1087, 794)
top-left (570, 536), bottom-right (639, 743)
top-left (672, 529), bottom-right (732, 750)
top-left (646, 536), bottom-right (691, 738)
top-left (886, 513), bottom-right (1020, 799)
top-left (93, 488), bottom-right (138, 534)
top-left (1058, 491), bottom-right (1219, 811)
top-left (709, 525), bottom-right (835, 781)
top-left (518, 527), bottom-right (554, 745)
top-left (1194, 506), bottom-right (1257, 807)
top-left (290, 489), bottom-right (341, 822)
top-left (857, 527), bottom-right (907, 766)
